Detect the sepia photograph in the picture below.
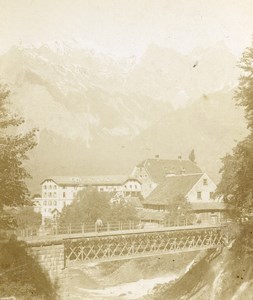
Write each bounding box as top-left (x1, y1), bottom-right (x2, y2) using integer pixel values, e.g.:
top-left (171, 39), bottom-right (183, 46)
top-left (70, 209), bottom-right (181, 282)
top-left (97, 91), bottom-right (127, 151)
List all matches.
top-left (0, 0), bottom-right (253, 299)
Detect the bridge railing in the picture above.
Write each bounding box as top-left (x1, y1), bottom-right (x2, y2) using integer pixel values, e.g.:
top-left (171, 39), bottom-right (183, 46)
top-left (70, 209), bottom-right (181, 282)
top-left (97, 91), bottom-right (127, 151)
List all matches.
top-left (16, 217), bottom-right (224, 239)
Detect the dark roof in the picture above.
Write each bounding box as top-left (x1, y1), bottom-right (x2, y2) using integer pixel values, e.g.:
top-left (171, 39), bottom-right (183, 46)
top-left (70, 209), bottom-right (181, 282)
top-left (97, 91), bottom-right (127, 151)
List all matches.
top-left (80, 175), bottom-right (140, 186)
top-left (125, 196), bottom-right (143, 208)
top-left (138, 209), bottom-right (166, 221)
top-left (143, 174), bottom-right (203, 205)
top-left (41, 176), bottom-right (82, 186)
top-left (41, 175), bottom-right (140, 186)
top-left (191, 202), bottom-right (226, 211)
top-left (137, 158), bottom-right (202, 183)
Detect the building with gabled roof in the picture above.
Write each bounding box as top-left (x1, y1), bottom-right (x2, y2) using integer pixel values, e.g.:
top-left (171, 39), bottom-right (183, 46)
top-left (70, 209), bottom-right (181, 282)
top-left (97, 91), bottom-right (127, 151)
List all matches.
top-left (34, 175), bottom-right (141, 223)
top-left (143, 174), bottom-right (204, 207)
top-left (132, 157), bottom-right (202, 197)
top-left (142, 173), bottom-right (225, 223)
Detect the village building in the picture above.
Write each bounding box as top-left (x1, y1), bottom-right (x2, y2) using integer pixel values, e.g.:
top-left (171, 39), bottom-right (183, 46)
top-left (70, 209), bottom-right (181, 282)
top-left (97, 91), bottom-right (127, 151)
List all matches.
top-left (142, 173), bottom-right (225, 224)
top-left (34, 176), bottom-right (83, 222)
top-left (131, 157), bottom-right (203, 198)
top-left (34, 175), bottom-right (142, 222)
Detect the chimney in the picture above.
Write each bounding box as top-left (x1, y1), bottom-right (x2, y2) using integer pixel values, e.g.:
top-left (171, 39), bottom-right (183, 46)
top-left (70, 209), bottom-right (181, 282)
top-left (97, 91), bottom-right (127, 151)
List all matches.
top-left (178, 155), bottom-right (182, 160)
top-left (180, 167), bottom-right (186, 175)
top-left (155, 154), bottom-right (160, 159)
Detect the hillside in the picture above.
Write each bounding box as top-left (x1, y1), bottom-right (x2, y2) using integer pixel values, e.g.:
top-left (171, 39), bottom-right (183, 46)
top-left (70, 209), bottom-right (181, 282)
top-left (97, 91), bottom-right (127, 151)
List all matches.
top-left (0, 43), bottom-right (247, 193)
top-left (150, 224), bottom-right (253, 300)
top-left (122, 90), bottom-right (248, 182)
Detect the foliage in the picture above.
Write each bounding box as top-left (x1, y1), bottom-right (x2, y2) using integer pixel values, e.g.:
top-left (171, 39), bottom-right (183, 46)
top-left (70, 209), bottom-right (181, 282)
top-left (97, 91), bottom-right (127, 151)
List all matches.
top-left (235, 45), bottom-right (253, 132)
top-left (188, 149), bottom-right (196, 163)
top-left (59, 188), bottom-right (139, 225)
top-left (216, 43), bottom-right (253, 221)
top-left (164, 194), bottom-right (193, 222)
top-left (0, 238), bottom-right (58, 299)
top-left (110, 198), bottom-right (138, 222)
top-left (216, 135), bottom-right (253, 219)
top-left (14, 206), bottom-right (42, 230)
top-left (0, 85), bottom-right (37, 229)
top-left (59, 187), bottom-right (112, 225)
top-left (0, 86), bottom-right (54, 298)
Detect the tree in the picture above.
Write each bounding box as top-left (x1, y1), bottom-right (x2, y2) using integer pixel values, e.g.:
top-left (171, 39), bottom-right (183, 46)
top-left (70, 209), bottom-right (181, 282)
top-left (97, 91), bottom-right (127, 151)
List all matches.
top-left (0, 85), bottom-right (37, 229)
top-left (164, 194), bottom-right (193, 223)
top-left (59, 187), bottom-right (111, 225)
top-left (189, 149), bottom-right (196, 163)
top-left (216, 43), bottom-right (253, 221)
top-left (0, 86), bottom-right (57, 298)
top-left (216, 136), bottom-right (253, 220)
top-left (14, 207), bottom-right (42, 230)
top-left (235, 44), bottom-right (253, 132)
top-left (110, 198), bottom-right (138, 223)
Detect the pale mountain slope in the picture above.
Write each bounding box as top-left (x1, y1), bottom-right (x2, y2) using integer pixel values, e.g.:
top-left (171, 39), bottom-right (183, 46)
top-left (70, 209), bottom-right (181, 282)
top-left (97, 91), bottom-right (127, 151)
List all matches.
top-left (0, 45), bottom-right (167, 141)
top-left (0, 43), bottom-right (245, 193)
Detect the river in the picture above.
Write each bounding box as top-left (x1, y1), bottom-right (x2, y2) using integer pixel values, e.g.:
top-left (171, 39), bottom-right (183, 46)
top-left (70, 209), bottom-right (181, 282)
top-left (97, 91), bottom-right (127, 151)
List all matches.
top-left (71, 273), bottom-right (177, 299)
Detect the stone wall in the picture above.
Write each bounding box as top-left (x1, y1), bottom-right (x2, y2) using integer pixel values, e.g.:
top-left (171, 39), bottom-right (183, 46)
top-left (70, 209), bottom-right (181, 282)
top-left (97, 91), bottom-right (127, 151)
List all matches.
top-left (27, 243), bottom-right (68, 297)
top-left (28, 244), bottom-right (65, 280)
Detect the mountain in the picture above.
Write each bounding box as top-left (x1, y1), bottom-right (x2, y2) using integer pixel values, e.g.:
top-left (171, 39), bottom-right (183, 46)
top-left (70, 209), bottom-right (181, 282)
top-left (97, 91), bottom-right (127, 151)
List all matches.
top-left (0, 42), bottom-right (246, 193)
top-left (0, 45), bottom-right (168, 141)
top-left (123, 90), bottom-right (248, 182)
top-left (126, 42), bottom-right (239, 107)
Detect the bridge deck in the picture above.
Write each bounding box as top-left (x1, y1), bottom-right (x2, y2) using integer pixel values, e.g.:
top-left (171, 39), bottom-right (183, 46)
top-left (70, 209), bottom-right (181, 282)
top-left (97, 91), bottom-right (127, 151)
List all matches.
top-left (20, 223), bottom-right (224, 246)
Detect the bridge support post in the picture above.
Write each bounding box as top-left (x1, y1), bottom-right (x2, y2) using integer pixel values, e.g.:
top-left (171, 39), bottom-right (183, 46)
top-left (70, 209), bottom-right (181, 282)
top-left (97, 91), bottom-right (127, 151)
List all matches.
top-left (27, 244), bottom-right (65, 284)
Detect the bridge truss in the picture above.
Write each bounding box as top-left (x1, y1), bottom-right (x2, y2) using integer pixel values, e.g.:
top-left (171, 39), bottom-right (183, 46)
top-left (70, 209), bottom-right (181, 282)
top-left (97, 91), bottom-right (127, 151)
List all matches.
top-left (64, 227), bottom-right (228, 265)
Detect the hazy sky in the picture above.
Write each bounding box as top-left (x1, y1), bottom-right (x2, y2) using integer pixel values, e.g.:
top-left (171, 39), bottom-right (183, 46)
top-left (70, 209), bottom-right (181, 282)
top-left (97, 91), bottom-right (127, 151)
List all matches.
top-left (0, 0), bottom-right (253, 57)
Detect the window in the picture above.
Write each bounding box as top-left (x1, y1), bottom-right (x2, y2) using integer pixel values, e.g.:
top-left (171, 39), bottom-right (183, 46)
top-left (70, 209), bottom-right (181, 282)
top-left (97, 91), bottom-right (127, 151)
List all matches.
top-left (44, 185), bottom-right (47, 190)
top-left (63, 192), bottom-right (66, 198)
top-left (44, 192), bottom-right (47, 198)
top-left (210, 192), bottom-right (214, 199)
top-left (54, 185), bottom-right (57, 189)
top-left (197, 192), bottom-right (202, 200)
top-left (49, 192), bottom-right (52, 198)
top-left (62, 185), bottom-right (66, 189)
top-left (48, 200), bottom-right (52, 206)
top-left (54, 200), bottom-right (57, 206)
top-left (43, 201), bottom-right (47, 205)
top-left (49, 185), bottom-right (52, 189)
top-left (203, 179), bottom-right (208, 185)
top-left (135, 185), bottom-right (137, 189)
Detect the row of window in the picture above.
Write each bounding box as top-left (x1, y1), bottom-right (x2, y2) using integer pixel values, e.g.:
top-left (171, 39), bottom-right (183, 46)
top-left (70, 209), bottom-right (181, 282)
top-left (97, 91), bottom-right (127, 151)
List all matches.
top-left (43, 192), bottom-right (67, 198)
top-left (197, 191), bottom-right (214, 200)
top-left (44, 185), bottom-right (57, 190)
top-left (43, 200), bottom-right (57, 206)
top-left (126, 184), bottom-right (139, 189)
top-left (99, 185), bottom-right (139, 192)
top-left (43, 185), bottom-right (78, 190)
top-left (139, 174), bottom-right (148, 178)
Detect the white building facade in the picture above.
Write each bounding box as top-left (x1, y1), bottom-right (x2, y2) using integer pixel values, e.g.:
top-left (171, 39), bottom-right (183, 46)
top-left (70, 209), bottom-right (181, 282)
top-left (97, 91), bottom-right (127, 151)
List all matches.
top-left (34, 175), bottom-right (142, 222)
